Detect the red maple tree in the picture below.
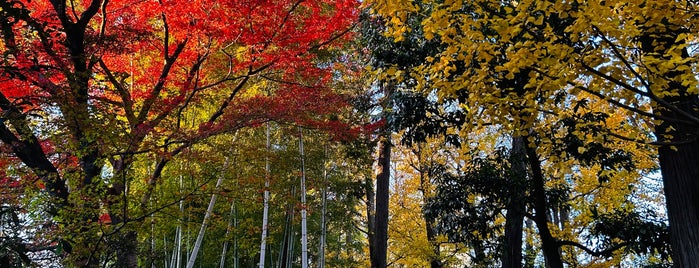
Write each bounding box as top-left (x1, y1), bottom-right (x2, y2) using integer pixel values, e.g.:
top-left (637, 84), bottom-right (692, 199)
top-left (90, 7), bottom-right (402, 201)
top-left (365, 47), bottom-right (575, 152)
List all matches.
top-left (0, 0), bottom-right (358, 266)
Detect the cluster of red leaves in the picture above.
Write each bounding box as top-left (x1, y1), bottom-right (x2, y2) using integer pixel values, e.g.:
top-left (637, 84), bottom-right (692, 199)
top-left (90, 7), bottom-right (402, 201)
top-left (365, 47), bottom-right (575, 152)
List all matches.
top-left (1, 0), bottom-right (362, 209)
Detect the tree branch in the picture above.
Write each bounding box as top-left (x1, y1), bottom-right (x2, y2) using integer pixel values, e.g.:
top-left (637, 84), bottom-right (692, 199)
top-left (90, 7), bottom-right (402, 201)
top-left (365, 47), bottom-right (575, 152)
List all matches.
top-left (557, 240), bottom-right (628, 257)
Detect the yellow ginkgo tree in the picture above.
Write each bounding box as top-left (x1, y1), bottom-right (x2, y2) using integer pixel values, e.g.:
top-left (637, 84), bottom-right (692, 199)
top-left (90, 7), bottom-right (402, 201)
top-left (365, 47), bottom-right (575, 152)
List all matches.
top-left (366, 0), bottom-right (696, 266)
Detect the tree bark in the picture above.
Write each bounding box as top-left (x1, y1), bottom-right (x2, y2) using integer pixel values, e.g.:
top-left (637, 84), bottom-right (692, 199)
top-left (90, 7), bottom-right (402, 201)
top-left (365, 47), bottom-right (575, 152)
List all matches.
top-left (657, 139), bottom-right (699, 267)
top-left (372, 134), bottom-right (391, 268)
top-left (298, 127), bottom-right (309, 268)
top-left (259, 123), bottom-right (272, 268)
top-left (414, 145), bottom-right (442, 268)
top-left (115, 231), bottom-right (139, 268)
top-left (365, 174), bottom-right (376, 268)
top-left (186, 159), bottom-right (227, 268)
top-left (502, 136), bottom-right (526, 268)
top-left (636, 18), bottom-right (699, 267)
top-left (318, 145), bottom-right (328, 268)
top-left (525, 141), bottom-right (563, 268)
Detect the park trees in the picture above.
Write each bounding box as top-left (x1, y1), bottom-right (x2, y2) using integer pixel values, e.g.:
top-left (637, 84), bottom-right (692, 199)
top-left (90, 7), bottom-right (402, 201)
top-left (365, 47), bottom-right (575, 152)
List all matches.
top-left (0, 0), bottom-right (357, 266)
top-left (367, 0), bottom-right (689, 266)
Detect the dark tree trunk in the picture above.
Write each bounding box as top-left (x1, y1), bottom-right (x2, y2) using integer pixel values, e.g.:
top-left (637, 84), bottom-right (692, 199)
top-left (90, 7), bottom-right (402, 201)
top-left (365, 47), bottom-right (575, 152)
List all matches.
top-left (372, 135), bottom-right (391, 268)
top-left (637, 19), bottom-right (699, 267)
top-left (424, 217), bottom-right (442, 268)
top-left (502, 136), bottom-right (526, 268)
top-left (656, 105), bottom-right (699, 267)
top-left (525, 142), bottom-right (563, 268)
top-left (365, 174), bottom-right (376, 268)
top-left (115, 231), bottom-right (138, 268)
top-left (413, 144), bottom-right (442, 268)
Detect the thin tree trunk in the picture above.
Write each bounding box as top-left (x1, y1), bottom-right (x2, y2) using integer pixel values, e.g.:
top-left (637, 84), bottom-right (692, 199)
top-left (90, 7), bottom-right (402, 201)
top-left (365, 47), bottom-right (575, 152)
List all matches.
top-left (220, 197), bottom-right (237, 268)
top-left (424, 213), bottom-right (441, 268)
top-left (151, 199), bottom-right (157, 268)
top-left (185, 159), bottom-right (228, 268)
top-left (502, 135), bottom-right (526, 268)
top-left (523, 218), bottom-right (535, 268)
top-left (365, 173), bottom-right (376, 267)
top-left (279, 186), bottom-right (297, 268)
top-left (170, 175), bottom-right (184, 268)
top-left (298, 127), bottom-right (309, 268)
top-left (259, 122), bottom-right (272, 268)
top-left (525, 142), bottom-right (563, 268)
top-left (318, 145), bottom-right (328, 268)
top-left (414, 145), bottom-right (441, 268)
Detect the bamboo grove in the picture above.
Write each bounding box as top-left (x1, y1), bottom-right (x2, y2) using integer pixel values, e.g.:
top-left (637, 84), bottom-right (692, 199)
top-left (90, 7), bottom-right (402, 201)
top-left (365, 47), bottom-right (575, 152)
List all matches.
top-left (0, 0), bottom-right (697, 267)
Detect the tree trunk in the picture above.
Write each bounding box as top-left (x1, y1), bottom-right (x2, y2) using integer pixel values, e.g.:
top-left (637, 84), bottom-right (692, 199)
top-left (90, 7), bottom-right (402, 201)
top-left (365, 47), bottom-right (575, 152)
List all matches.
top-left (259, 122), bottom-right (272, 268)
top-left (186, 159), bottom-right (228, 268)
top-left (414, 145), bottom-right (442, 268)
top-left (298, 127), bottom-right (309, 268)
top-left (637, 18), bottom-right (699, 267)
top-left (655, 100), bottom-right (699, 267)
top-left (220, 197), bottom-right (237, 268)
top-left (365, 173), bottom-right (377, 267)
top-left (115, 231), bottom-right (138, 268)
top-left (502, 135), bottom-right (526, 268)
top-left (318, 145), bottom-right (328, 268)
top-left (372, 134), bottom-right (391, 268)
top-left (525, 142), bottom-right (563, 268)
top-left (424, 217), bottom-right (442, 268)
top-left (658, 139), bottom-right (699, 267)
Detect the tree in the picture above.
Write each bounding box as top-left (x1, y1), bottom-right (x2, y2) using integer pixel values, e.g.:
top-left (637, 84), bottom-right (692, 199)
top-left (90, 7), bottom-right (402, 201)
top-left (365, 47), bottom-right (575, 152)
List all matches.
top-left (367, 0), bottom-right (697, 265)
top-left (0, 0), bottom-right (358, 266)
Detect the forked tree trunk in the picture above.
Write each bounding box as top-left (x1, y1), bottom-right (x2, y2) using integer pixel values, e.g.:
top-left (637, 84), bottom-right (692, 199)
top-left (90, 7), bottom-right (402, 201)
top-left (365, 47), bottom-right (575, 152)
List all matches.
top-left (525, 142), bottom-right (563, 268)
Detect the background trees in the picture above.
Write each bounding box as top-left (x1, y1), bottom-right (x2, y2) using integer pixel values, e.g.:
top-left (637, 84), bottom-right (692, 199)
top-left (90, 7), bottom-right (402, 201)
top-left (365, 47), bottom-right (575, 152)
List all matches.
top-left (1, 0), bottom-right (695, 267)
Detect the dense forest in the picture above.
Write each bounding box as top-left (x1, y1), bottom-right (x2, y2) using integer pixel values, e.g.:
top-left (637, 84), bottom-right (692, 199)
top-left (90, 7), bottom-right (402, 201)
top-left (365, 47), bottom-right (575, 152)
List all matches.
top-left (0, 0), bottom-right (697, 267)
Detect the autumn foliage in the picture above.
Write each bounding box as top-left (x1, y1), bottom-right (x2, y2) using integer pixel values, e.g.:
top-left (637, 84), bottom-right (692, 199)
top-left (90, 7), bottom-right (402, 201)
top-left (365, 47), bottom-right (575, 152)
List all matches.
top-left (1, 0), bottom-right (358, 266)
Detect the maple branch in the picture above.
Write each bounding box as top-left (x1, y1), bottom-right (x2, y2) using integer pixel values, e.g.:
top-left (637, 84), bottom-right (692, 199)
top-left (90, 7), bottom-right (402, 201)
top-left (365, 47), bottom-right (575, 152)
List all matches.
top-left (275, 0), bottom-right (305, 40)
top-left (0, 93), bottom-right (68, 205)
top-left (557, 240), bottom-right (628, 258)
top-left (78, 0), bottom-right (103, 27)
top-left (98, 59), bottom-right (136, 124)
top-left (99, 0), bottom-right (109, 39)
top-left (69, 0), bottom-right (80, 22)
top-left (308, 26), bottom-right (354, 52)
top-left (138, 114), bottom-right (270, 209)
top-left (208, 62), bottom-right (273, 123)
top-left (162, 12), bottom-right (170, 61)
top-left (135, 39), bottom-right (188, 124)
top-left (148, 52), bottom-right (207, 131)
top-left (49, 0), bottom-right (70, 26)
